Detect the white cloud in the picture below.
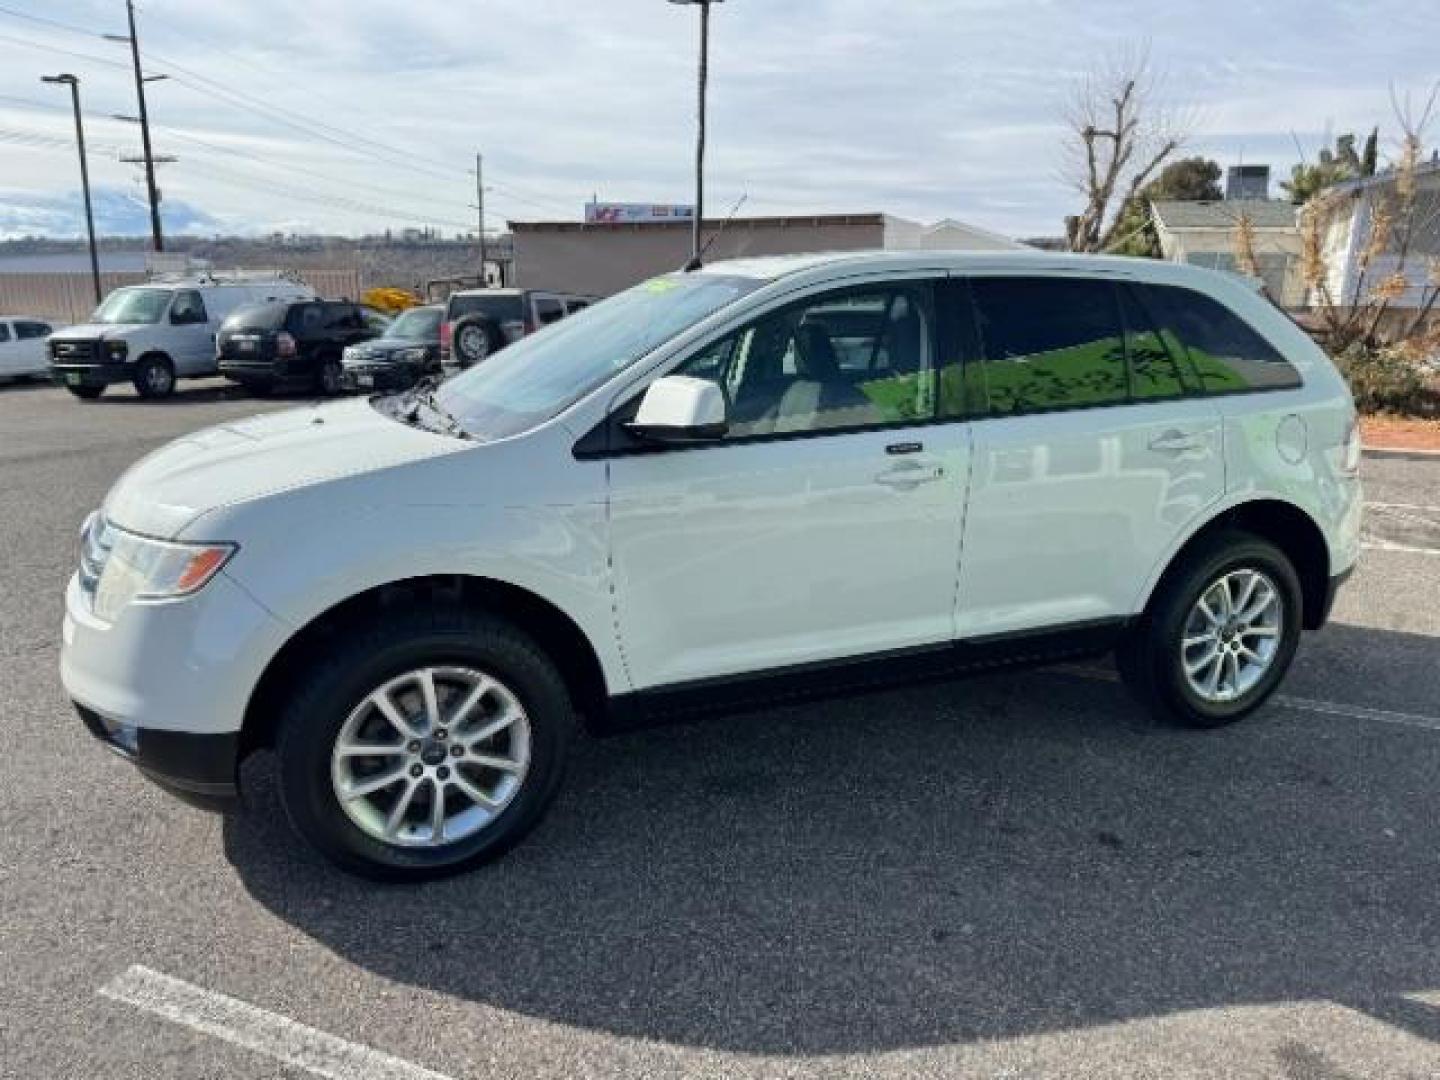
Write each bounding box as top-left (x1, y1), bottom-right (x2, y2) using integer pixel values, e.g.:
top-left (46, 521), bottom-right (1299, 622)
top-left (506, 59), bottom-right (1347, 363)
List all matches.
top-left (0, 0), bottom-right (1435, 240)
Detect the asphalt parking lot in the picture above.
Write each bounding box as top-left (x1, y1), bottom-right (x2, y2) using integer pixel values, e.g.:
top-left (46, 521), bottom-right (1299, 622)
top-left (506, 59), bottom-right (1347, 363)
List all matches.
top-left (3, 377), bottom-right (1439, 1080)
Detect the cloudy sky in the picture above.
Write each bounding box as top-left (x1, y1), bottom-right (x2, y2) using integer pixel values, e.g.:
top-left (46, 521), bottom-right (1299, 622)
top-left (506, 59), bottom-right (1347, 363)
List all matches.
top-left (0, 0), bottom-right (1435, 241)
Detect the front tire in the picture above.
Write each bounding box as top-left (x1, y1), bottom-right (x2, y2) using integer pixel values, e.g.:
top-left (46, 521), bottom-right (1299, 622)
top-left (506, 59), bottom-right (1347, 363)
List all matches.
top-left (317, 355), bottom-right (343, 396)
top-left (66, 384), bottom-right (104, 400)
top-left (276, 607), bottom-right (574, 881)
top-left (133, 355), bottom-right (176, 399)
top-left (1117, 531), bottom-right (1302, 729)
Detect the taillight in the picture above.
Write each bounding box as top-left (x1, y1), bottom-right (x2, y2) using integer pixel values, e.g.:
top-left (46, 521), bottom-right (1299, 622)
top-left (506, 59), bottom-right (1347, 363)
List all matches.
top-left (275, 331), bottom-right (297, 358)
top-left (439, 321), bottom-right (453, 350)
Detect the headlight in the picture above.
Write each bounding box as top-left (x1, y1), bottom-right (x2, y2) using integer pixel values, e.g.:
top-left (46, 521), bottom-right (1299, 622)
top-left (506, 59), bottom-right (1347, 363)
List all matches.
top-left (92, 524), bottom-right (236, 622)
top-left (106, 341), bottom-right (128, 359)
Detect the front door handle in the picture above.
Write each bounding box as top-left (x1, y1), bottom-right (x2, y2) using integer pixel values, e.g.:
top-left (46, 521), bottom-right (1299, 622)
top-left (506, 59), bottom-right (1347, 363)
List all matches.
top-left (875, 459), bottom-right (945, 488)
top-left (1148, 429), bottom-right (1208, 454)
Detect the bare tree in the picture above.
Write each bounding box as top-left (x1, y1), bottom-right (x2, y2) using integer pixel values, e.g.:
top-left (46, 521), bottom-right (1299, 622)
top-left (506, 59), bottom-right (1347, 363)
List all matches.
top-left (1062, 49), bottom-right (1191, 253)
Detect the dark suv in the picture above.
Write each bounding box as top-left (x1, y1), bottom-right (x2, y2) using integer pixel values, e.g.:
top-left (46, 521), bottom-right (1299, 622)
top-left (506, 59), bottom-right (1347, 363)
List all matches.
top-left (217, 300), bottom-right (388, 395)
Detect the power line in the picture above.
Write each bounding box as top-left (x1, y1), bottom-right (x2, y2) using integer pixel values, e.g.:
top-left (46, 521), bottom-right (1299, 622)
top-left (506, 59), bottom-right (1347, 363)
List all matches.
top-left (0, 28), bottom-right (132, 70)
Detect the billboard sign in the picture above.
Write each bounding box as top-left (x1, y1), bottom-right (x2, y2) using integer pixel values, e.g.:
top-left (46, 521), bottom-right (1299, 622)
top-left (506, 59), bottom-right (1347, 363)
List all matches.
top-left (585, 202), bottom-right (696, 224)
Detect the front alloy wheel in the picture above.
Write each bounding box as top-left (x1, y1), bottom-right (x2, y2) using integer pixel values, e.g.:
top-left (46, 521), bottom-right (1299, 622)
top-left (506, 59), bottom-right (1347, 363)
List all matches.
top-left (277, 607), bottom-right (574, 880)
top-left (331, 667), bottom-right (531, 848)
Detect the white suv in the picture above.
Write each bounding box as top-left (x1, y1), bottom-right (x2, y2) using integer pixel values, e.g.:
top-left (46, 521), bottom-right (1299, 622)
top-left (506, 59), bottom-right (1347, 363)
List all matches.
top-left (61, 252), bottom-right (1362, 879)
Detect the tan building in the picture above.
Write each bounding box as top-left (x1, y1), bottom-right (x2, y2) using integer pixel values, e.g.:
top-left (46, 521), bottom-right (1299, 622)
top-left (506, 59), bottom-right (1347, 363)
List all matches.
top-left (509, 212), bottom-right (1023, 297)
top-left (1150, 199), bottom-right (1303, 307)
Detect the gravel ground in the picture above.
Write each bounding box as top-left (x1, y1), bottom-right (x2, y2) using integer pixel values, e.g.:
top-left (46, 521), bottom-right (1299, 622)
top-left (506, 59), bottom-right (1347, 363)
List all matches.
top-left (2, 377), bottom-right (1439, 1080)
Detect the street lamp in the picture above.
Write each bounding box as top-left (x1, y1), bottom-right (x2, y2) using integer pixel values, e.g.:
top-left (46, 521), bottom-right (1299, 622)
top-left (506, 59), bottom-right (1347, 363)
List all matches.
top-left (41, 73), bottom-right (103, 305)
top-left (668, 0), bottom-right (723, 268)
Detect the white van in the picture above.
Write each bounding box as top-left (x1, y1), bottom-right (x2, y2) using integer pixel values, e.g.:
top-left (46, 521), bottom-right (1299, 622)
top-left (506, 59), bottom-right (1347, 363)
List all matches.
top-left (61, 251), bottom-right (1361, 879)
top-left (48, 277), bottom-right (315, 399)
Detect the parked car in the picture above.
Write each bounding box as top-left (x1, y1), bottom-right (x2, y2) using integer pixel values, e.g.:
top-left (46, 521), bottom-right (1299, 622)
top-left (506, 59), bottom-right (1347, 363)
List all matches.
top-left (48, 279), bottom-right (315, 400)
top-left (62, 251), bottom-right (1361, 880)
top-left (441, 288), bottom-right (596, 368)
top-left (0, 316), bottom-right (57, 381)
top-left (341, 304), bottom-right (443, 392)
top-left (217, 299), bottom-right (388, 396)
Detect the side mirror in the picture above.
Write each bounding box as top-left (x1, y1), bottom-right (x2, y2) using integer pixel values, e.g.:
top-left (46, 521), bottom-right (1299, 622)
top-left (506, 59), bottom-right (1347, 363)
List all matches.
top-left (626, 375), bottom-right (728, 443)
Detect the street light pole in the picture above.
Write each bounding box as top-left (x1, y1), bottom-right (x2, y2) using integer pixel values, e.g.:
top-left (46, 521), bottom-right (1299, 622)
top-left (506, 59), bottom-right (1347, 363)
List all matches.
top-left (41, 74), bottom-right (102, 305)
top-left (669, 0), bottom-right (723, 267)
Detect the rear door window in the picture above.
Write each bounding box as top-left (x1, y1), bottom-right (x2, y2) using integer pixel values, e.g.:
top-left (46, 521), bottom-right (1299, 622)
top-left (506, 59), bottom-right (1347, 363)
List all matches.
top-left (1138, 284), bottom-right (1301, 392)
top-left (960, 276), bottom-right (1129, 416)
top-left (1117, 285), bottom-right (1195, 400)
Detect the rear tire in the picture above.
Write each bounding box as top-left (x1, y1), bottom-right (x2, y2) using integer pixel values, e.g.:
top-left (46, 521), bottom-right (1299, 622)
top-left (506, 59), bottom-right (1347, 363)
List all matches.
top-left (276, 607), bottom-right (575, 881)
top-left (1116, 531), bottom-right (1303, 729)
top-left (66, 384), bottom-right (104, 400)
top-left (452, 317), bottom-right (502, 368)
top-left (133, 355), bottom-right (176, 399)
top-left (317, 356), bottom-right (343, 396)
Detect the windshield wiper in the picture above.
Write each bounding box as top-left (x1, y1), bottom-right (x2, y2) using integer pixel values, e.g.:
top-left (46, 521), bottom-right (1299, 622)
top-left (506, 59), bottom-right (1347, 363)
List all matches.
top-left (400, 377), bottom-right (474, 441)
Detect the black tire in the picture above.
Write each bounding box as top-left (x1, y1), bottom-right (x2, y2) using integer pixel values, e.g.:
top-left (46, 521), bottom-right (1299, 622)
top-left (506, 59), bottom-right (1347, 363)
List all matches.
top-left (1117, 531), bottom-right (1303, 729)
top-left (452, 317), bottom-right (503, 368)
top-left (276, 606), bottom-right (575, 881)
top-left (132, 355), bottom-right (176, 399)
top-left (66, 384), bottom-right (104, 400)
top-left (317, 355), bottom-right (344, 396)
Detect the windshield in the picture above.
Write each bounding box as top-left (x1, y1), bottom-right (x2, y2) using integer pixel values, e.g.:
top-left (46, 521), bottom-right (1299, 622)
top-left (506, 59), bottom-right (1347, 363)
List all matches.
top-left (432, 274), bottom-right (761, 440)
top-left (385, 306), bottom-right (442, 341)
top-left (92, 287), bottom-right (172, 325)
top-left (221, 303), bottom-right (289, 331)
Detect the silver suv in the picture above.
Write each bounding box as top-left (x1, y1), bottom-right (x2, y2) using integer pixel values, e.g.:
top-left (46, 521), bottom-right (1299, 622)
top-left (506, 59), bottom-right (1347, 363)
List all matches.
top-left (441, 288), bottom-right (597, 367)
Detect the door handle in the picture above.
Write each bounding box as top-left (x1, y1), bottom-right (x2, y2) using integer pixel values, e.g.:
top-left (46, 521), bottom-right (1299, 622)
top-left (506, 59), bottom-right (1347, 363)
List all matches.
top-left (1148, 429), bottom-right (1207, 454)
top-left (875, 459), bottom-right (945, 488)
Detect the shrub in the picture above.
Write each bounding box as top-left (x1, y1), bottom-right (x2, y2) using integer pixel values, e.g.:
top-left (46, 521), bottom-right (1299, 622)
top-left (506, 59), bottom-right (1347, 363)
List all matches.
top-left (1333, 342), bottom-right (1438, 416)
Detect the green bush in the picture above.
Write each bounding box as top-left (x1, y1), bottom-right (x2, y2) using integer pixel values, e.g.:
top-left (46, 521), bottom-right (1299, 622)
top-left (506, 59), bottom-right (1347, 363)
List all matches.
top-left (1333, 343), bottom-right (1438, 417)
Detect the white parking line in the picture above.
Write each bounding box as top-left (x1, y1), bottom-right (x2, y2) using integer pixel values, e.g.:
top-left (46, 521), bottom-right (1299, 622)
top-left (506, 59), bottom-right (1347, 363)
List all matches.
top-left (1362, 539), bottom-right (1440, 557)
top-left (100, 965), bottom-right (454, 1080)
top-left (1053, 666), bottom-right (1440, 732)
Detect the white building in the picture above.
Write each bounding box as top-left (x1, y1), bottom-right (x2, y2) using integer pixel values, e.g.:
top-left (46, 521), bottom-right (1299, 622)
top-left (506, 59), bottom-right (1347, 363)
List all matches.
top-left (1150, 199), bottom-right (1303, 307)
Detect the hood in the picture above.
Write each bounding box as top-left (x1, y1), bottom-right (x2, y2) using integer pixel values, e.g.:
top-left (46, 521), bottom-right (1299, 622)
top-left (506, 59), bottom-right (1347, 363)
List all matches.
top-left (51, 322), bottom-right (139, 341)
top-left (104, 397), bottom-right (465, 538)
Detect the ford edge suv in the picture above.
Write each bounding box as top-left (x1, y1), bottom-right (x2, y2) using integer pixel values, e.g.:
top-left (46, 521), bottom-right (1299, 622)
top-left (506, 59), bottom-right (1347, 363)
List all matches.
top-left (60, 251), bottom-right (1362, 880)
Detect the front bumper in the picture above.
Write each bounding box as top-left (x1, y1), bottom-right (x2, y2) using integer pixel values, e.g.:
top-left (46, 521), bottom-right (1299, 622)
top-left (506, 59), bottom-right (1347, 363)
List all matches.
top-left (341, 362), bottom-right (423, 391)
top-left (75, 703), bottom-right (240, 811)
top-left (50, 361), bottom-right (132, 387)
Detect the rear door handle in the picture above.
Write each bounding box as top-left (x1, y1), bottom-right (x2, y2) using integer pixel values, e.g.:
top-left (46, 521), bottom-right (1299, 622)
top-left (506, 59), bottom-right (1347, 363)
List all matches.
top-left (875, 458), bottom-right (945, 488)
top-left (1148, 429), bottom-right (1208, 453)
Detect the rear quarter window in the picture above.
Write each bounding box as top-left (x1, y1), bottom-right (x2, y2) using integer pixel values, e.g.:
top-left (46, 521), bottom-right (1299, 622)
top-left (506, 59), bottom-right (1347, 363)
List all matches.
top-left (1139, 284), bottom-right (1302, 392)
top-left (448, 294), bottom-right (524, 323)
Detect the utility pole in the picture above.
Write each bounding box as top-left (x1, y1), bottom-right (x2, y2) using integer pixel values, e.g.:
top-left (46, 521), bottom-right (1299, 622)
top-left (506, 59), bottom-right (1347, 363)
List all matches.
top-left (108, 0), bottom-right (166, 252)
top-left (41, 74), bottom-right (102, 305)
top-left (668, 0), bottom-right (723, 268)
top-left (475, 153), bottom-right (487, 287)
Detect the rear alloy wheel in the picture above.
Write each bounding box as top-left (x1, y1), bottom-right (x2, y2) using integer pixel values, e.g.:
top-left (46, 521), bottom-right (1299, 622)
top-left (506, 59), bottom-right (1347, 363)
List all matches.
top-left (277, 608), bottom-right (574, 880)
top-left (133, 355), bottom-right (175, 399)
top-left (1117, 532), bottom-right (1302, 728)
top-left (453, 319), bottom-right (499, 367)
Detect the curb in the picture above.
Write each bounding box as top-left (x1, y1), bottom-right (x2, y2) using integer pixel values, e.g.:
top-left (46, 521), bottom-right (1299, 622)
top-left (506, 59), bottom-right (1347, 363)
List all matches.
top-left (1363, 445), bottom-right (1440, 460)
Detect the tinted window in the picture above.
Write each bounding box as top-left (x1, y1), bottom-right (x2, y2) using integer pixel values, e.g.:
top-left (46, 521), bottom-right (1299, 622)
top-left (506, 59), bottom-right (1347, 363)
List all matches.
top-left (15, 321), bottom-right (51, 339)
top-left (675, 284), bottom-right (936, 437)
top-left (1141, 285), bottom-right (1301, 391)
top-left (565, 299), bottom-right (590, 314)
top-left (222, 303), bottom-right (288, 331)
top-left (448, 294), bottom-right (524, 323)
top-left (534, 297), bottom-right (565, 326)
top-left (288, 304), bottom-right (327, 334)
top-left (0, 324), bottom-right (9, 342)
top-left (1117, 286), bottom-right (1192, 400)
top-left (170, 290), bottom-right (207, 324)
top-left (964, 277), bottom-right (1128, 415)
top-left (386, 306), bottom-right (442, 341)
top-left (323, 303), bottom-right (360, 330)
